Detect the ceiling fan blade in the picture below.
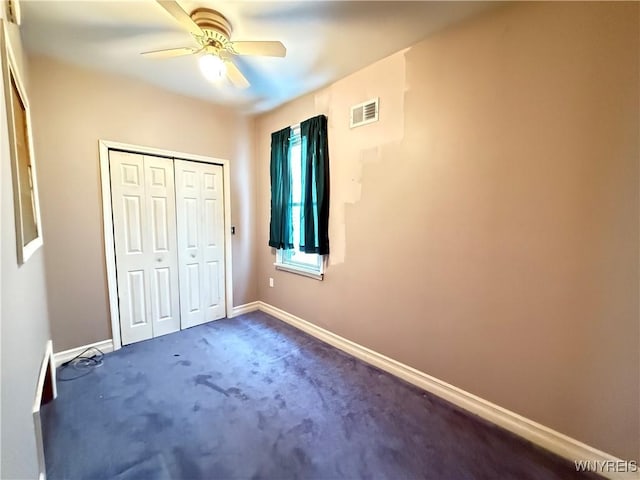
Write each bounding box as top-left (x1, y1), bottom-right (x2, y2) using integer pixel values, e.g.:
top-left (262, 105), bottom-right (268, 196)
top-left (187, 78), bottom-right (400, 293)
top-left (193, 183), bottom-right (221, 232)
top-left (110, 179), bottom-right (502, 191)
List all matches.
top-left (156, 1), bottom-right (203, 36)
top-left (231, 41), bottom-right (286, 58)
top-left (225, 60), bottom-right (250, 89)
top-left (141, 47), bottom-right (196, 58)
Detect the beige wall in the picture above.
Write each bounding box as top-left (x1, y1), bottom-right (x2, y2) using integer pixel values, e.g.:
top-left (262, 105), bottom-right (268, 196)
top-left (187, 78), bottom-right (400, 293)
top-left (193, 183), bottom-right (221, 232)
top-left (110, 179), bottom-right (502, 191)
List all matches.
top-left (28, 55), bottom-right (257, 351)
top-left (0, 20), bottom-right (52, 479)
top-left (255, 2), bottom-right (639, 461)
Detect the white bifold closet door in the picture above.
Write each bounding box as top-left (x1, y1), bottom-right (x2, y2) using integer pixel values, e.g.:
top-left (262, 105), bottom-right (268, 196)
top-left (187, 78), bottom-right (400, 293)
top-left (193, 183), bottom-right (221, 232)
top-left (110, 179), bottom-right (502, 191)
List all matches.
top-left (110, 151), bottom-right (181, 345)
top-left (174, 159), bottom-right (226, 328)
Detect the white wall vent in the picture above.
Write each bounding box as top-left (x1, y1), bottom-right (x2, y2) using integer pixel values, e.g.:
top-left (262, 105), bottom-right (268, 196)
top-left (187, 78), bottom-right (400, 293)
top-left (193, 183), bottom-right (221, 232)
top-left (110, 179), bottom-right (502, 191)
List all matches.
top-left (350, 98), bottom-right (379, 128)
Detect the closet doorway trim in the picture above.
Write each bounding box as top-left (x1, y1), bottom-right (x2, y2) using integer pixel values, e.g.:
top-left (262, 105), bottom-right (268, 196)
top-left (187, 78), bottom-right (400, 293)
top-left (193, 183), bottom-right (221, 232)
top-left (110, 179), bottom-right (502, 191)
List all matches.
top-left (99, 139), bottom-right (234, 350)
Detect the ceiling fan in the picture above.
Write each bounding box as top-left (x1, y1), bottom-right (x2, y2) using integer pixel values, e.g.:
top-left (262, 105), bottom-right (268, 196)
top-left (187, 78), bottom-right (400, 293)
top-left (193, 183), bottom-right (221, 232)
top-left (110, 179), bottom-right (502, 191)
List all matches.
top-left (142, 0), bottom-right (287, 89)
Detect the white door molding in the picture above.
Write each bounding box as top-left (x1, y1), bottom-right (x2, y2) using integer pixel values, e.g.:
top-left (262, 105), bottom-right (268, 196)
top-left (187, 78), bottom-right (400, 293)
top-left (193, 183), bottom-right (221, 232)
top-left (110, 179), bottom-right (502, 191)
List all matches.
top-left (99, 139), bottom-right (233, 350)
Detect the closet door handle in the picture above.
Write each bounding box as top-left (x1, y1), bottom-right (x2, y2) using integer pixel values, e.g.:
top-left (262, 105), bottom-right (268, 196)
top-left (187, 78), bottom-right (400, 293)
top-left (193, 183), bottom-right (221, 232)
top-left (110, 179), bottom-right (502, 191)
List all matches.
top-left (156, 257), bottom-right (162, 262)
top-left (190, 252), bottom-right (196, 258)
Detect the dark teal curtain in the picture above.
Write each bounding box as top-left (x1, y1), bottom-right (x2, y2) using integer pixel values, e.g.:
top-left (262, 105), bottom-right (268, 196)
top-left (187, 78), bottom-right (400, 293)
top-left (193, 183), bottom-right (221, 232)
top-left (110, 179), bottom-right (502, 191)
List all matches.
top-left (300, 115), bottom-right (330, 255)
top-left (268, 126), bottom-right (293, 249)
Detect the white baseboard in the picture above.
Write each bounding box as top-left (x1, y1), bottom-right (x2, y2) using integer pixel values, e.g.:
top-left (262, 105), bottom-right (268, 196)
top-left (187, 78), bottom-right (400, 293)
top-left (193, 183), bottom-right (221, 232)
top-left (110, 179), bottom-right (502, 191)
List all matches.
top-left (230, 301), bottom-right (260, 318)
top-left (53, 339), bottom-right (114, 368)
top-left (256, 302), bottom-right (636, 480)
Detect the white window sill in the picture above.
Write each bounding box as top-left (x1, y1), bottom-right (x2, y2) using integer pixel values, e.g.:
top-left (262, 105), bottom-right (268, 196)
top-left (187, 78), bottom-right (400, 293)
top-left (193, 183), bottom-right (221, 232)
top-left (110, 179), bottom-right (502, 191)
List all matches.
top-left (274, 262), bottom-right (324, 281)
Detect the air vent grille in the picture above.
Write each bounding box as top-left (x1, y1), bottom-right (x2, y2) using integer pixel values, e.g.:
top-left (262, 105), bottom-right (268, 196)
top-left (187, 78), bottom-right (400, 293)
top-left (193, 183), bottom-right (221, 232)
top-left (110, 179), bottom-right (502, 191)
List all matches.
top-left (350, 98), bottom-right (379, 128)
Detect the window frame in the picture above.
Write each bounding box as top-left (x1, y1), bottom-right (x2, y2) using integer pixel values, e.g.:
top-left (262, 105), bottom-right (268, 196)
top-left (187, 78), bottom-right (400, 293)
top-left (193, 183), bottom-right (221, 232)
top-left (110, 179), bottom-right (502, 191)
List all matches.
top-left (274, 125), bottom-right (325, 280)
top-left (2, 25), bottom-right (43, 265)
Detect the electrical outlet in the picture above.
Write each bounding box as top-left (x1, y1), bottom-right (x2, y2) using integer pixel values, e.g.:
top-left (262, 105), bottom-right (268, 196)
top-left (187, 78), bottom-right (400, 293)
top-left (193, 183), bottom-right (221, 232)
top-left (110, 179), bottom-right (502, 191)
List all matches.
top-left (269, 277), bottom-right (274, 288)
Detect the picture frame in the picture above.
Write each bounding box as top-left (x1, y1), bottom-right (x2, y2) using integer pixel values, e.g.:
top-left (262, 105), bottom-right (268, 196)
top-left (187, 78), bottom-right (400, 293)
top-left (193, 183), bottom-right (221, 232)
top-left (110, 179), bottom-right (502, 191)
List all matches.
top-left (1, 22), bottom-right (43, 265)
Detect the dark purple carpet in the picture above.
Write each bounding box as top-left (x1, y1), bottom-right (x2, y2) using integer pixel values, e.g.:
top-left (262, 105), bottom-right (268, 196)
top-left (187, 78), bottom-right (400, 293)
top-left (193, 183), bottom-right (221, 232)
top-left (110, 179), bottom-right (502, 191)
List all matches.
top-left (42, 311), bottom-right (601, 479)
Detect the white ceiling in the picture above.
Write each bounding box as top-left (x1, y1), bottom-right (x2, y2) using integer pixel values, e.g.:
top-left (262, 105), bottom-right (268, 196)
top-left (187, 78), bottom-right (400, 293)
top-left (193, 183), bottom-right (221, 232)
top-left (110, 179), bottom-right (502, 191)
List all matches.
top-left (21, 1), bottom-right (495, 113)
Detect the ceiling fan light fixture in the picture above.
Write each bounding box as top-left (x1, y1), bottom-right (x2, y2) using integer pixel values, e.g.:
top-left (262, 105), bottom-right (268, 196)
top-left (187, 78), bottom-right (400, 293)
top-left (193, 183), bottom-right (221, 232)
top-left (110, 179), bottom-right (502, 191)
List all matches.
top-left (199, 54), bottom-right (226, 82)
top-left (149, 2), bottom-right (285, 89)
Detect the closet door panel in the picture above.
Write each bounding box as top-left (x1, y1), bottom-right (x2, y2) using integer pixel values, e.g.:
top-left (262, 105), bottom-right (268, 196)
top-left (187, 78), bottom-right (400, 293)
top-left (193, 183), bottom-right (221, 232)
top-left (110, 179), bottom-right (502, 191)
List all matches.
top-left (175, 160), bottom-right (226, 329)
top-left (126, 270), bottom-right (148, 326)
top-left (201, 166), bottom-right (225, 321)
top-left (144, 155), bottom-right (180, 337)
top-left (186, 263), bottom-right (201, 312)
top-left (110, 151), bottom-right (153, 345)
top-left (175, 159), bottom-right (204, 328)
top-left (153, 267), bottom-right (172, 318)
top-left (204, 260), bottom-right (220, 313)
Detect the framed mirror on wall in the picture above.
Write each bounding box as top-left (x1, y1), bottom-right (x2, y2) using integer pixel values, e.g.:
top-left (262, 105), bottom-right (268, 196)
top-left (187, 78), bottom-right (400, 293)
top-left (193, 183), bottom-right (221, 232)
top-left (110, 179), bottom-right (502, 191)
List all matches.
top-left (1, 22), bottom-right (43, 265)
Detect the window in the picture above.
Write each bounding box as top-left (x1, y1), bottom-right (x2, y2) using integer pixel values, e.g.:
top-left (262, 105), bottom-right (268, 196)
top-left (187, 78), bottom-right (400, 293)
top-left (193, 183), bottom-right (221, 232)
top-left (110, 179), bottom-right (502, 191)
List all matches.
top-left (275, 126), bottom-right (324, 279)
top-left (269, 115), bottom-right (329, 277)
top-left (4, 42), bottom-right (43, 265)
